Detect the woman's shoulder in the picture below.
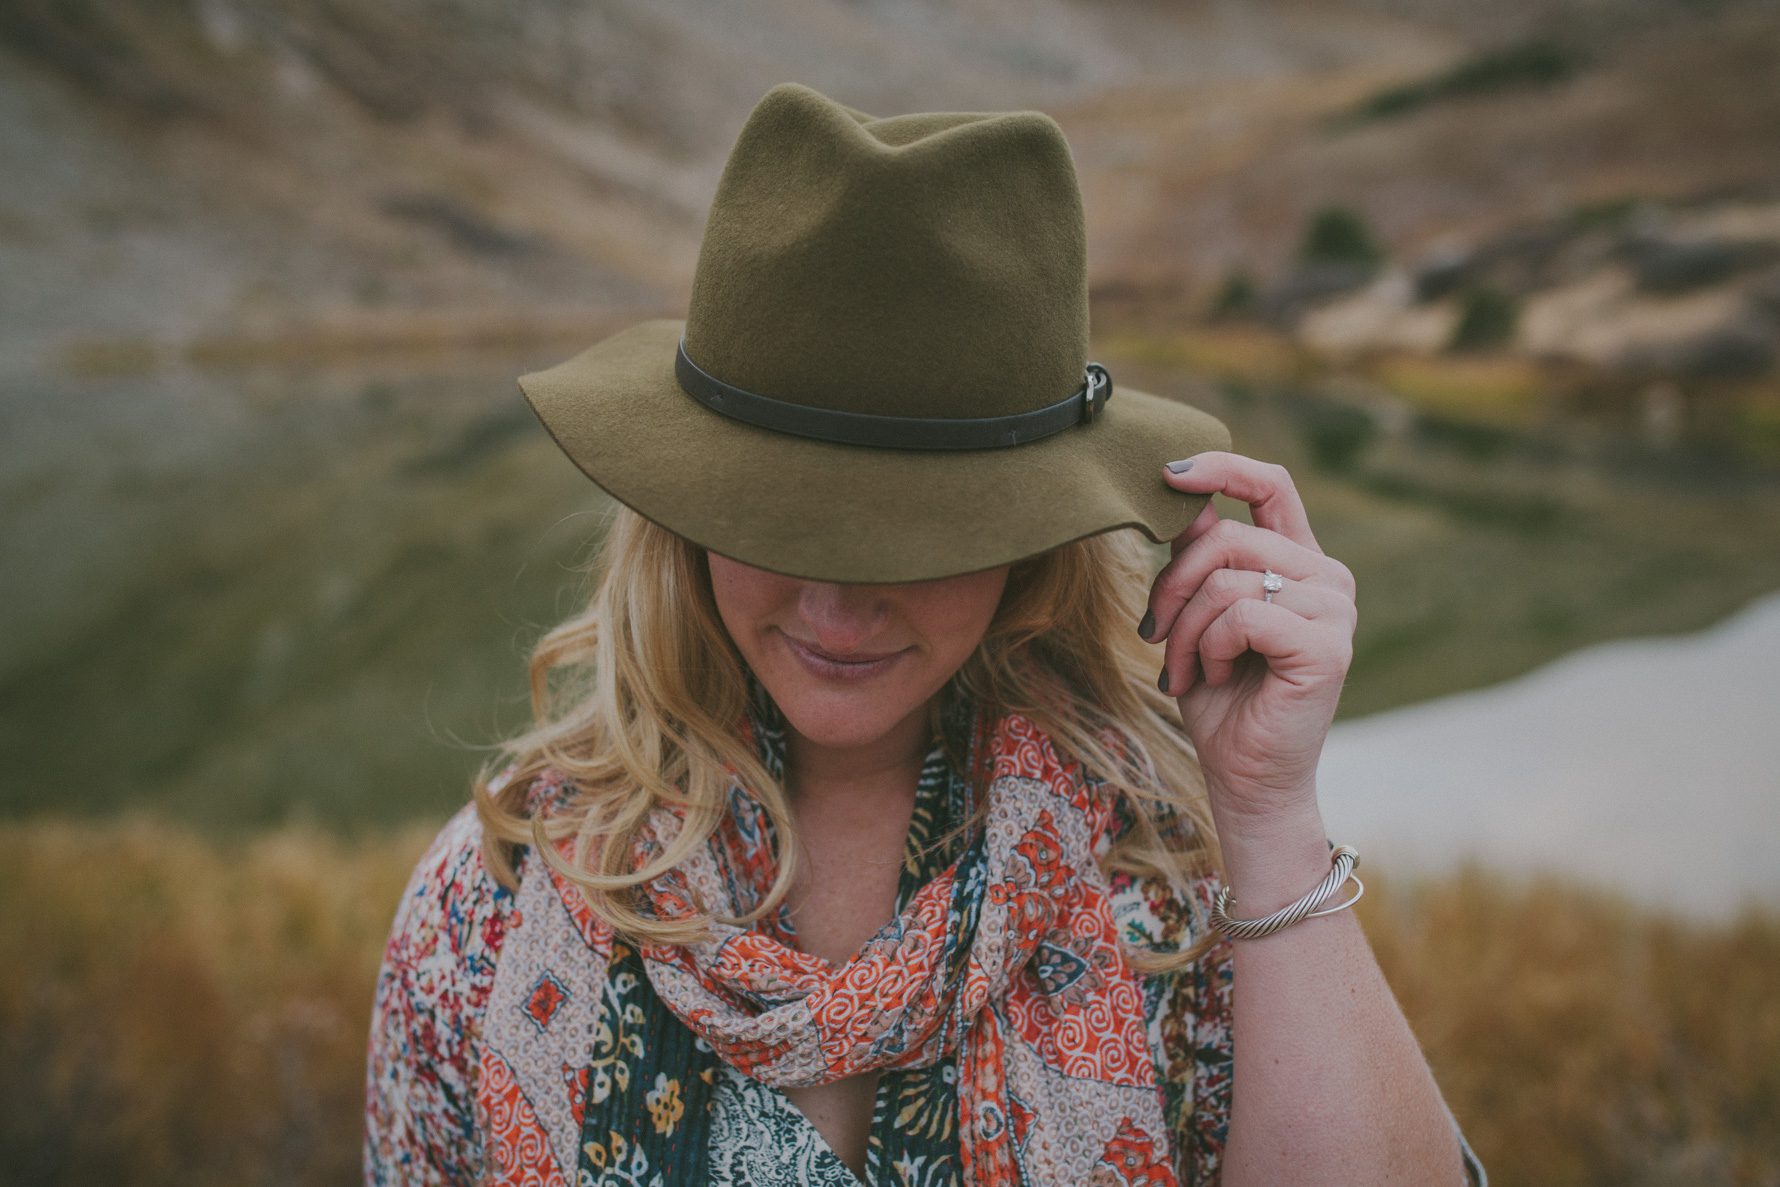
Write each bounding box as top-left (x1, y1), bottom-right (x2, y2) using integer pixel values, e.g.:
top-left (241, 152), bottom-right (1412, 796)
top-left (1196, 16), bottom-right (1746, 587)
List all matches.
top-left (389, 799), bottom-right (513, 956)
top-left (366, 768), bottom-right (571, 1183)
top-left (366, 803), bottom-right (504, 1182)
top-left (372, 781), bottom-right (533, 1045)
top-left (380, 763), bottom-right (577, 963)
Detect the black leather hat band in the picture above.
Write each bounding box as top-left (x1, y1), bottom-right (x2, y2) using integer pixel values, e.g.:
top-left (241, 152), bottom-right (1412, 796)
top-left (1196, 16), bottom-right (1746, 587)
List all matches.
top-left (675, 336), bottom-right (1112, 451)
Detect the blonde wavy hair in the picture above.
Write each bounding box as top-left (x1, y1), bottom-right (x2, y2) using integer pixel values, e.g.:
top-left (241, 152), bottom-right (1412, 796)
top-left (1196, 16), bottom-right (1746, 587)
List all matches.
top-left (472, 503), bottom-right (1226, 972)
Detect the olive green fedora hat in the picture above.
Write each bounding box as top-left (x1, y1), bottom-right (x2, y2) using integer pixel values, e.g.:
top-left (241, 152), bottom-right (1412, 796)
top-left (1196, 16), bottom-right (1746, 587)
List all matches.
top-left (518, 80), bottom-right (1230, 584)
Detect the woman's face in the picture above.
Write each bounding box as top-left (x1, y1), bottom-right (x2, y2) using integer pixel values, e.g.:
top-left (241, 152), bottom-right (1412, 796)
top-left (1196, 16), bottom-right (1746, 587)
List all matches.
top-left (706, 550), bottom-right (1010, 762)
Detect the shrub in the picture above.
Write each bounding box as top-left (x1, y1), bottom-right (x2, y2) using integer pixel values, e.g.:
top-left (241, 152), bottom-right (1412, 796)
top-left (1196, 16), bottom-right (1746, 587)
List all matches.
top-left (1448, 286), bottom-right (1519, 352)
top-left (1338, 38), bottom-right (1584, 125)
top-left (1208, 267), bottom-right (1257, 319)
top-left (1300, 401), bottom-right (1380, 473)
top-left (1299, 206), bottom-right (1385, 270)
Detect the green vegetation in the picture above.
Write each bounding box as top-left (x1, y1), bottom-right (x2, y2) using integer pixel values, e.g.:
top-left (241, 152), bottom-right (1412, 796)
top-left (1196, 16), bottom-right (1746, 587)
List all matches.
top-left (1447, 285), bottom-right (1520, 352)
top-left (1297, 205), bottom-right (1385, 269)
top-left (1298, 400), bottom-right (1379, 473)
top-left (1332, 38), bottom-right (1586, 127)
top-left (1565, 194), bottom-right (1648, 233)
top-left (1735, 398), bottom-right (1780, 465)
top-left (1412, 413), bottom-right (1517, 463)
top-left (1355, 468), bottom-right (1566, 533)
top-left (1208, 267), bottom-right (1257, 319)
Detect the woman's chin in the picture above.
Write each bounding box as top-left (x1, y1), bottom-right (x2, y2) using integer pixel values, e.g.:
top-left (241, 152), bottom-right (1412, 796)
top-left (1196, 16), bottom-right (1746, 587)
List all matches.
top-left (763, 674), bottom-right (926, 749)
top-left (776, 694), bottom-right (904, 743)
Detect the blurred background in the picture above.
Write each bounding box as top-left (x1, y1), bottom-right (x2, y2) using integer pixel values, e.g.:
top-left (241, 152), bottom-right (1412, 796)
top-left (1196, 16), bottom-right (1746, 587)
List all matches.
top-left (2, 0), bottom-right (1778, 1182)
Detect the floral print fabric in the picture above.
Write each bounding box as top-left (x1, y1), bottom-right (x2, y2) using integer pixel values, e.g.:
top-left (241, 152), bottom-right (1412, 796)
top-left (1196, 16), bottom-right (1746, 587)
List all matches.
top-left (365, 685), bottom-right (1488, 1186)
top-left (598, 681), bottom-right (1184, 1186)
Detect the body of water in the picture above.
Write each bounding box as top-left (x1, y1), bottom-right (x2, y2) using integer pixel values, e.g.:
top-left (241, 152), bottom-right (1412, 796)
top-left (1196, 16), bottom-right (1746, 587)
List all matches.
top-left (1321, 588), bottom-right (1780, 923)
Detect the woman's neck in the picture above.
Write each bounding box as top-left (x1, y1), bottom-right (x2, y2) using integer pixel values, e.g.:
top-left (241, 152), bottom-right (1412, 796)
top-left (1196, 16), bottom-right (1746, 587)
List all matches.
top-left (782, 699), bottom-right (933, 810)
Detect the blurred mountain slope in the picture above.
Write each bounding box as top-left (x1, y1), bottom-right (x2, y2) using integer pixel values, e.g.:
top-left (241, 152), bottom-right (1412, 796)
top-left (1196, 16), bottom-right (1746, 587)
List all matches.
top-left (0, 0), bottom-right (1457, 366)
top-left (1074, 2), bottom-right (1780, 321)
top-left (1, 0), bottom-right (1775, 368)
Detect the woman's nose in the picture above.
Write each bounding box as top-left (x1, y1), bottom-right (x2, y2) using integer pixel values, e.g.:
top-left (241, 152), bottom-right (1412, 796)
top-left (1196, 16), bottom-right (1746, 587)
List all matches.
top-left (796, 583), bottom-right (890, 642)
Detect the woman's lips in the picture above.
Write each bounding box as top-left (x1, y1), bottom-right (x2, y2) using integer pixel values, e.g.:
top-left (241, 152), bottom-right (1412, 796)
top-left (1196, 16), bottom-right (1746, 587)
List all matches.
top-left (781, 632), bottom-right (909, 681)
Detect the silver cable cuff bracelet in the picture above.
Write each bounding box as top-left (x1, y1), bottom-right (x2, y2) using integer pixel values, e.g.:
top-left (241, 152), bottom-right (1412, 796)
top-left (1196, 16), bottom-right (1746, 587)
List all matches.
top-left (1209, 843), bottom-right (1364, 940)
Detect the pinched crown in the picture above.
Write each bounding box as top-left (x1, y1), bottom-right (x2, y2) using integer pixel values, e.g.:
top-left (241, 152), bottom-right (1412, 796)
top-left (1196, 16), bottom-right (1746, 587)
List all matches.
top-left (683, 82), bottom-right (1091, 423)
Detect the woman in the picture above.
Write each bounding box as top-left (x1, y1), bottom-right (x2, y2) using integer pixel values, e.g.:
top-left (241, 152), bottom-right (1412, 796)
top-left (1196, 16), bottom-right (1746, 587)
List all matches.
top-left (364, 82), bottom-right (1488, 1186)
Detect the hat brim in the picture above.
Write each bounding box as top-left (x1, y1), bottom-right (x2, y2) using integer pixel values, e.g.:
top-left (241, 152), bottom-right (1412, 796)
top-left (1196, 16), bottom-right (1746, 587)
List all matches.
top-left (518, 318), bottom-right (1232, 584)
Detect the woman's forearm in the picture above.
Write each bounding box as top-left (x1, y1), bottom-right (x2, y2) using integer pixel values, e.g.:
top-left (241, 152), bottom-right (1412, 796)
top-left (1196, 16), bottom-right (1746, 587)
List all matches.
top-left (1213, 787), bottom-right (1467, 1187)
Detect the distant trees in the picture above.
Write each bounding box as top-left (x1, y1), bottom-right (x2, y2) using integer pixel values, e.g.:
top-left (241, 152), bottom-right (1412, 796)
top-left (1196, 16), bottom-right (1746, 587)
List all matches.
top-left (1333, 38), bottom-right (1584, 128)
top-left (1208, 267), bottom-right (1256, 319)
top-left (1448, 285), bottom-right (1519, 352)
top-left (1297, 205), bottom-right (1385, 273)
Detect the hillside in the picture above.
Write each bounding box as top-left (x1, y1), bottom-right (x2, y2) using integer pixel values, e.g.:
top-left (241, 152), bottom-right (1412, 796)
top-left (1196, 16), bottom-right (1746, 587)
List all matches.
top-left (1071, 5), bottom-right (1780, 382)
top-left (7, 0), bottom-right (1775, 377)
top-left (4, 0), bottom-right (1780, 832)
top-left (0, 0), bottom-right (1424, 367)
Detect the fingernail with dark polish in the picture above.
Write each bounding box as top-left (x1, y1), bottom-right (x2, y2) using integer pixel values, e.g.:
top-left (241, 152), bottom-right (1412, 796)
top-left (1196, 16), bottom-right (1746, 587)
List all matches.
top-left (1138, 609), bottom-right (1155, 641)
top-left (1165, 458), bottom-right (1195, 474)
top-left (1158, 668), bottom-right (1170, 694)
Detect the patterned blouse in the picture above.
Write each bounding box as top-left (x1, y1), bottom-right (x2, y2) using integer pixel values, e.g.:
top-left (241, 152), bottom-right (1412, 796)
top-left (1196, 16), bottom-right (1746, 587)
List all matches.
top-left (364, 719), bottom-right (1488, 1186)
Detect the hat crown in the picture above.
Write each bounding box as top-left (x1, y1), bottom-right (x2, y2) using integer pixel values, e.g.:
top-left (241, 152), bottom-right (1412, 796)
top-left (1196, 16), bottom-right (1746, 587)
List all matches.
top-left (683, 82), bottom-right (1089, 421)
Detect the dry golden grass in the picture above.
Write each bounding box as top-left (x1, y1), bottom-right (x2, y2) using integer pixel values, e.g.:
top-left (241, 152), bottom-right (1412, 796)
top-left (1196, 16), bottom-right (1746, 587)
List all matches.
top-left (1096, 324), bottom-right (1317, 388)
top-left (1096, 323), bottom-right (1564, 432)
top-left (1364, 350), bottom-right (1550, 428)
top-left (1363, 863), bottom-right (1780, 1186)
top-left (0, 815), bottom-right (1775, 1186)
top-left (0, 813), bottom-right (435, 1186)
top-left (178, 307), bottom-right (636, 366)
top-left (54, 307), bottom-right (657, 377)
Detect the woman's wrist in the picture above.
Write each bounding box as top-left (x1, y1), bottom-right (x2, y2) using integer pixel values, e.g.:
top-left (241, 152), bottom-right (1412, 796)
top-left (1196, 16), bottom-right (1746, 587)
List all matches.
top-left (1210, 791), bottom-right (1339, 919)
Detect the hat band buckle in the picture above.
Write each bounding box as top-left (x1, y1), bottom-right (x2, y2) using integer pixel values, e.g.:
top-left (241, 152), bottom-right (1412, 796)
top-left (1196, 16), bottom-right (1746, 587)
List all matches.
top-left (675, 337), bottom-right (1113, 451)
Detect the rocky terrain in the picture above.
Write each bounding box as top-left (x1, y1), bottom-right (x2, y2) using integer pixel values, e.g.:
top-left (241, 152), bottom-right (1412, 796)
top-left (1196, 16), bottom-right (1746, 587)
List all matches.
top-left (2, 0), bottom-right (1777, 382)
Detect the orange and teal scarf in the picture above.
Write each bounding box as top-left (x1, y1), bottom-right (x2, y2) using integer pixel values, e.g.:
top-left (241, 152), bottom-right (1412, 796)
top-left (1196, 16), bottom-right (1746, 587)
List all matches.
top-left (574, 676), bottom-right (1179, 1186)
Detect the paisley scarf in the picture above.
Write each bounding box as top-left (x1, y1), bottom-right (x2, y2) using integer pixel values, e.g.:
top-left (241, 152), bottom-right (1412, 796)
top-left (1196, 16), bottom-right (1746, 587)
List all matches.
top-left (574, 674), bottom-right (1180, 1187)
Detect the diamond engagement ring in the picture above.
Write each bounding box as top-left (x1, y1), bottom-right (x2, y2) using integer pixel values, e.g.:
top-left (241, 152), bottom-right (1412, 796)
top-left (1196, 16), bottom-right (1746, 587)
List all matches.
top-left (1261, 569), bottom-right (1284, 603)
